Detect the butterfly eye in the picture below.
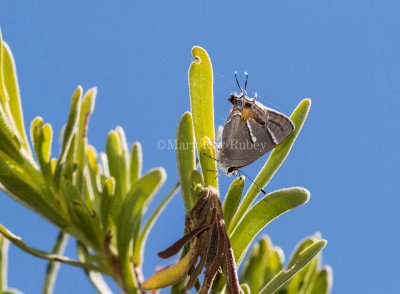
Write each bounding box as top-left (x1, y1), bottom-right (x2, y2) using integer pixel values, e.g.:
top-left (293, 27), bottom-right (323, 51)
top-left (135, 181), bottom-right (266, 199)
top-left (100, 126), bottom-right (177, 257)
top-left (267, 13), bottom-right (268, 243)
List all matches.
top-left (236, 100), bottom-right (242, 106)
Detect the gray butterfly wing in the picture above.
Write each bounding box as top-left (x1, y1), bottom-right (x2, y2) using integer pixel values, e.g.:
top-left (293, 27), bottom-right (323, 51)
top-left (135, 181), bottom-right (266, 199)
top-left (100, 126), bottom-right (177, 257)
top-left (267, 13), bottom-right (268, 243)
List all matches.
top-left (264, 109), bottom-right (295, 144)
top-left (221, 111), bottom-right (244, 150)
top-left (220, 114), bottom-right (273, 168)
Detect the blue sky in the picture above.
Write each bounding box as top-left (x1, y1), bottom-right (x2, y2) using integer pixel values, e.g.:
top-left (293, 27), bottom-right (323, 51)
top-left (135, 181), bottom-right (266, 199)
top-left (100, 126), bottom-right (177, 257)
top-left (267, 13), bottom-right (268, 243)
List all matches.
top-left (1, 1), bottom-right (400, 293)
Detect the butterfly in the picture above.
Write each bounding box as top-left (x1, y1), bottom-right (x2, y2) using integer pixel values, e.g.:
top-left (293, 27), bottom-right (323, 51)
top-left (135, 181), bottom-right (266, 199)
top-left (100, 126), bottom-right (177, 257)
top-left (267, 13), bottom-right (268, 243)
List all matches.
top-left (216, 73), bottom-right (295, 176)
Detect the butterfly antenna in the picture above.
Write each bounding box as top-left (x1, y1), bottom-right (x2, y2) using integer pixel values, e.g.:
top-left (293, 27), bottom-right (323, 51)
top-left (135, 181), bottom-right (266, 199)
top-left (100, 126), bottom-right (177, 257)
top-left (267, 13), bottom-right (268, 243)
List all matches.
top-left (234, 71), bottom-right (243, 92)
top-left (238, 169), bottom-right (266, 194)
top-left (244, 71), bottom-right (248, 95)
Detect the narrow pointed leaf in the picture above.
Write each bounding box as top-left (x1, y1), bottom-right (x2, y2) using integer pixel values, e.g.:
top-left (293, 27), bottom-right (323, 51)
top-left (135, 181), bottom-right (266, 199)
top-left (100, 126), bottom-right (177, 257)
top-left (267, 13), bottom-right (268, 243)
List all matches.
top-left (176, 112), bottom-right (196, 210)
top-left (0, 234), bottom-right (9, 291)
top-left (241, 242), bottom-right (263, 293)
top-left (0, 158), bottom-right (65, 227)
top-left (59, 133), bottom-right (76, 185)
top-left (288, 255), bottom-right (319, 294)
top-left (264, 247), bottom-right (284, 286)
top-left (133, 182), bottom-right (180, 265)
top-left (75, 88), bottom-right (96, 191)
top-left (223, 176), bottom-right (245, 229)
top-left (117, 168), bottom-right (166, 292)
top-left (1, 41), bottom-right (30, 154)
top-left (61, 181), bottom-right (103, 250)
top-left (117, 168), bottom-right (167, 255)
top-left (241, 284), bottom-right (251, 294)
top-left (309, 266), bottom-right (333, 294)
top-left (99, 152), bottom-right (110, 178)
top-left (59, 87), bottom-right (82, 162)
top-left (77, 242), bottom-right (113, 294)
top-left (1, 290), bottom-right (23, 294)
top-left (258, 240), bottom-right (327, 294)
top-left (241, 237), bottom-right (270, 284)
top-left (0, 225), bottom-right (104, 273)
top-left (0, 105), bottom-right (23, 163)
top-left (85, 145), bottom-right (102, 213)
top-left (143, 247), bottom-right (194, 290)
top-left (0, 31), bottom-right (5, 106)
top-left (190, 170), bottom-right (204, 188)
top-left (106, 129), bottom-right (129, 218)
top-left (115, 126), bottom-right (130, 188)
top-left (286, 255), bottom-right (319, 294)
top-left (240, 236), bottom-right (284, 293)
top-left (230, 99), bottom-right (311, 232)
top-left (130, 142), bottom-right (142, 184)
top-left (199, 136), bottom-right (218, 188)
top-left (43, 232), bottom-right (68, 294)
top-left (230, 187), bottom-right (310, 265)
top-left (189, 46), bottom-right (217, 188)
top-left (31, 117), bottom-right (53, 181)
top-left (54, 87), bottom-right (82, 187)
top-left (100, 177), bottom-right (115, 233)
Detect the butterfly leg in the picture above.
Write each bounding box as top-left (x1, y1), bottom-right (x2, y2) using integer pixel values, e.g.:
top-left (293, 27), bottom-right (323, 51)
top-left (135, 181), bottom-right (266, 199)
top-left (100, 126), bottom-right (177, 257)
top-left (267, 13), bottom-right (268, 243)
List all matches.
top-left (202, 152), bottom-right (221, 162)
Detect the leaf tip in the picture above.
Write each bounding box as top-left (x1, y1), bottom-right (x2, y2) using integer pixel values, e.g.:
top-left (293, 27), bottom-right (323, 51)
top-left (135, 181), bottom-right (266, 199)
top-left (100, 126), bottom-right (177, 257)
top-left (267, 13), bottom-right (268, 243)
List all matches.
top-left (296, 187), bottom-right (311, 203)
top-left (298, 98), bottom-right (312, 113)
top-left (153, 167), bottom-right (167, 183)
top-left (191, 46), bottom-right (209, 64)
top-left (74, 85), bottom-right (83, 95)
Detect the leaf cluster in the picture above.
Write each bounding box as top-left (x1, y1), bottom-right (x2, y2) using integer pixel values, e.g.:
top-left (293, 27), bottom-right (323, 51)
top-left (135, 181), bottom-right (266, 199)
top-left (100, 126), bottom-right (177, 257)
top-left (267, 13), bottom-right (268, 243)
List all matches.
top-left (0, 33), bottom-right (332, 294)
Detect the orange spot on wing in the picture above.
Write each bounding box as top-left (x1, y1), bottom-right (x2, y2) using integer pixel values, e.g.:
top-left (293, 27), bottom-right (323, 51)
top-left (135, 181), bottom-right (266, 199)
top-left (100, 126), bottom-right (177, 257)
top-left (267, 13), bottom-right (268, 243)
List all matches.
top-left (241, 108), bottom-right (252, 120)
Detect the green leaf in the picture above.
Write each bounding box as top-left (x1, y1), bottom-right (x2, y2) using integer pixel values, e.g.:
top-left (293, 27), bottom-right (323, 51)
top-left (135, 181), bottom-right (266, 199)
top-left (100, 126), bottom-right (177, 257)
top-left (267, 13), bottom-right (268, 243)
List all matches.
top-left (240, 241), bottom-right (263, 293)
top-left (229, 99), bottom-right (311, 233)
top-left (75, 88), bottom-right (96, 191)
top-left (43, 232), bottom-right (68, 294)
top-left (176, 112), bottom-right (196, 210)
top-left (190, 170), bottom-right (204, 188)
top-left (0, 234), bottom-right (9, 291)
top-left (1, 40), bottom-right (30, 154)
top-left (115, 127), bottom-right (130, 186)
top-left (241, 283), bottom-right (251, 294)
top-left (0, 157), bottom-right (65, 227)
top-left (133, 182), bottom-right (180, 265)
top-left (99, 152), bottom-right (110, 178)
top-left (54, 87), bottom-right (82, 187)
top-left (30, 117), bottom-right (53, 182)
top-left (223, 176), bottom-right (245, 229)
top-left (0, 33), bottom-right (21, 151)
top-left (263, 246), bottom-right (284, 286)
top-left (258, 240), bottom-right (327, 294)
top-left (0, 289), bottom-right (23, 294)
top-left (188, 46), bottom-right (217, 188)
top-left (288, 233), bottom-right (321, 269)
top-left (230, 187), bottom-right (310, 265)
top-left (116, 168), bottom-right (166, 292)
top-left (61, 181), bottom-right (103, 250)
top-left (288, 255), bottom-right (319, 294)
top-left (240, 236), bottom-right (284, 293)
top-left (77, 242), bottom-right (113, 294)
top-left (100, 177), bottom-right (115, 233)
top-left (85, 145), bottom-right (102, 214)
top-left (0, 105), bottom-right (23, 163)
top-left (309, 266), bottom-right (333, 294)
top-left (60, 87), bottom-right (82, 162)
top-left (106, 129), bottom-right (129, 218)
top-left (0, 225), bottom-right (104, 273)
top-left (143, 246), bottom-right (195, 290)
top-left (130, 142), bottom-right (142, 184)
top-left (0, 31), bottom-right (5, 107)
